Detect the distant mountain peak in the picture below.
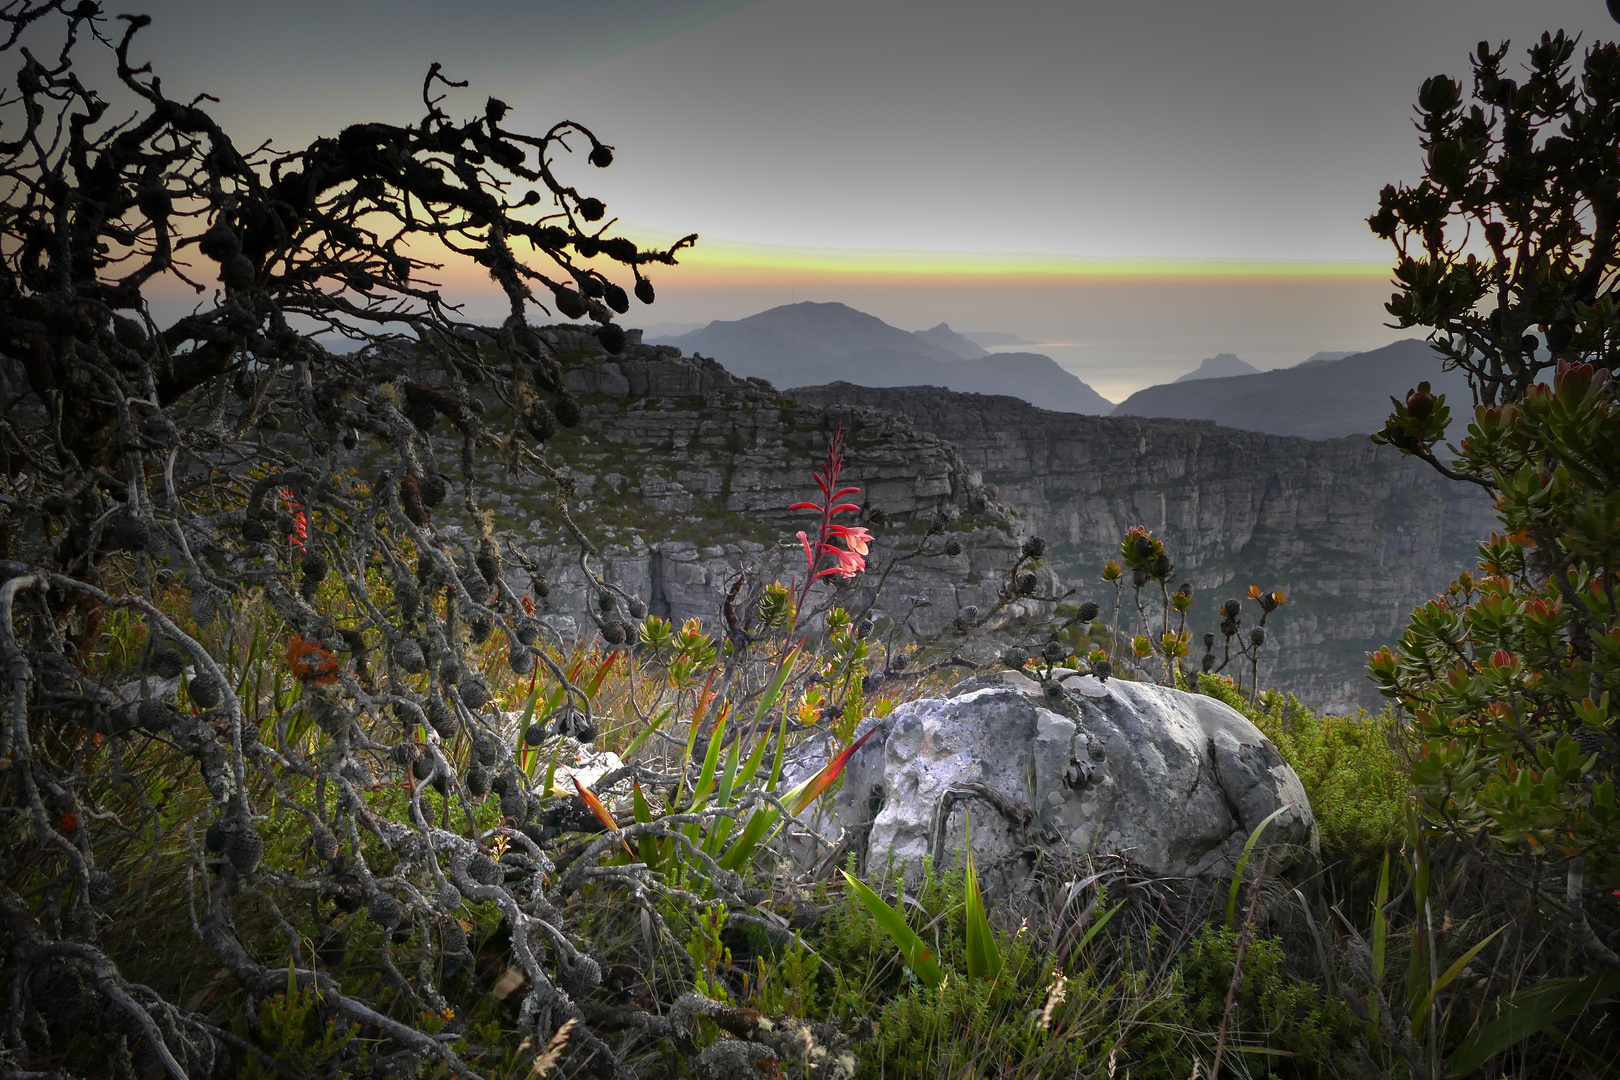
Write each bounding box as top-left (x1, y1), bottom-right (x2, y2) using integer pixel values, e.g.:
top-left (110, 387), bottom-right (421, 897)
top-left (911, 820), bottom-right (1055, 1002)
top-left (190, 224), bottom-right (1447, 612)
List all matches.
top-left (645, 301), bottom-right (1111, 414)
top-left (1112, 339), bottom-right (1463, 439)
top-left (912, 322), bottom-right (989, 360)
top-left (1174, 353), bottom-right (1258, 383)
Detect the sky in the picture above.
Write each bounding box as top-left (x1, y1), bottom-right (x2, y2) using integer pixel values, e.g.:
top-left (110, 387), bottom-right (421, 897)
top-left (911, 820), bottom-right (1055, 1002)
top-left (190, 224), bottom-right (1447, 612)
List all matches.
top-left (113, 1), bottom-right (1620, 398)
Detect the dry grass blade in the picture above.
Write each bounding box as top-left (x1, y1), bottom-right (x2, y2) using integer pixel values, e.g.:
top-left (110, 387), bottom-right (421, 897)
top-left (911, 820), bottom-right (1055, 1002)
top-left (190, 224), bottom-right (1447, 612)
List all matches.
top-left (532, 1016), bottom-right (577, 1075)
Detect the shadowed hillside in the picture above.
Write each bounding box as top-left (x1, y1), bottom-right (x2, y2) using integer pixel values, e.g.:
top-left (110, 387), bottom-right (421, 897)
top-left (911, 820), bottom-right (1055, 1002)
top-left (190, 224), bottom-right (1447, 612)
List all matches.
top-left (653, 301), bottom-right (1114, 414)
top-left (1113, 338), bottom-right (1473, 438)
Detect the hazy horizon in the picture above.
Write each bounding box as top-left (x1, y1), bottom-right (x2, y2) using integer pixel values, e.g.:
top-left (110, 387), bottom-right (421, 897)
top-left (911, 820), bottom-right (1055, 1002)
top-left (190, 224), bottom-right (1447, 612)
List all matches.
top-left (118, 0), bottom-right (1618, 398)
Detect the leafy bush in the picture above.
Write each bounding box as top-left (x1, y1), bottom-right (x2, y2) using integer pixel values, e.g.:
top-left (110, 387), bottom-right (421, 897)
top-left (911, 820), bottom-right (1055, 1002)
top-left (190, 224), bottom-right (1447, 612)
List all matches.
top-left (1179, 926), bottom-right (1363, 1078)
top-left (1198, 677), bottom-right (1409, 865)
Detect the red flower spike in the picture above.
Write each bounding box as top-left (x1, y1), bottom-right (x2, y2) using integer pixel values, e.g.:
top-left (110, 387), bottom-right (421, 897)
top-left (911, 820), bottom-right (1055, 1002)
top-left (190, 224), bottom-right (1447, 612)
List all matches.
top-left (281, 487), bottom-right (308, 552)
top-left (787, 424), bottom-right (867, 617)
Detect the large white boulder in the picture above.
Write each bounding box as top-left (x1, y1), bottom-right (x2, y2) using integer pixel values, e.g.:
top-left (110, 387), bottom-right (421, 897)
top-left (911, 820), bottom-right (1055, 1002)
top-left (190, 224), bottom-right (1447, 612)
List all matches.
top-left (801, 670), bottom-right (1318, 889)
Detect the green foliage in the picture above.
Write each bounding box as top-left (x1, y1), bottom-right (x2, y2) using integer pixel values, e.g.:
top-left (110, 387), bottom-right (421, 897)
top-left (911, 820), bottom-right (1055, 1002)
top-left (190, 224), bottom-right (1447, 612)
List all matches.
top-left (1369, 364), bottom-right (1620, 884)
top-left (1198, 676), bottom-right (1409, 863)
top-left (840, 870), bottom-right (946, 988)
top-left (1447, 971), bottom-right (1620, 1076)
top-left (686, 905), bottom-right (733, 1003)
top-left (1179, 927), bottom-right (1361, 1076)
top-left (1370, 33), bottom-right (1620, 420)
top-left (239, 987), bottom-right (365, 1080)
top-left (961, 819), bottom-right (1003, 983)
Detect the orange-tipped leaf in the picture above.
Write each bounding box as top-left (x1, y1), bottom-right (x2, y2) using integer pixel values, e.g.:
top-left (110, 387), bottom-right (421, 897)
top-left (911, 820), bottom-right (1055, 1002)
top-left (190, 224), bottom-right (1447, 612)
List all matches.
top-left (574, 775), bottom-right (634, 858)
top-left (785, 724), bottom-right (878, 818)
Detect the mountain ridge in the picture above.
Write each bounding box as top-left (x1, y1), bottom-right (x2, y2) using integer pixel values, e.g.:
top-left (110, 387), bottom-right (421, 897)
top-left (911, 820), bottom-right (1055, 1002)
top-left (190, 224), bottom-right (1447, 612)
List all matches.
top-left (1111, 338), bottom-right (1471, 439)
top-left (789, 379), bottom-right (1494, 711)
top-left (652, 301), bottom-right (1113, 414)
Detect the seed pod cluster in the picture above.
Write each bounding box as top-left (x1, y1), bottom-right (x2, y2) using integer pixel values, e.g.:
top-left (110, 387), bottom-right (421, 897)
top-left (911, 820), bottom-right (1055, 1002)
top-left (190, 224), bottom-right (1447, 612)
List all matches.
top-left (135, 699), bottom-right (178, 731)
top-left (465, 762), bottom-right (490, 799)
top-left (499, 788), bottom-right (528, 823)
top-left (561, 952), bottom-right (602, 996)
top-left (469, 853), bottom-right (502, 886)
top-left (418, 473), bottom-right (447, 509)
top-left (368, 893), bottom-right (404, 929)
top-left (312, 824), bottom-right (340, 861)
top-left (391, 639), bottom-right (426, 673)
top-left (555, 396), bottom-right (582, 428)
top-left (151, 646), bottom-right (185, 679)
top-left (472, 731), bottom-right (501, 766)
top-left (427, 697), bottom-right (455, 738)
top-left (189, 672), bottom-right (223, 709)
top-left (226, 826), bottom-right (264, 875)
top-left (459, 673), bottom-right (491, 710)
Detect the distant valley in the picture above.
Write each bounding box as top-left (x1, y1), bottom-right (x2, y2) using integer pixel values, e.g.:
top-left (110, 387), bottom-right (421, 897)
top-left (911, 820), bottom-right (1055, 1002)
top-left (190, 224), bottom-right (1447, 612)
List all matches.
top-left (526, 326), bottom-right (1493, 713)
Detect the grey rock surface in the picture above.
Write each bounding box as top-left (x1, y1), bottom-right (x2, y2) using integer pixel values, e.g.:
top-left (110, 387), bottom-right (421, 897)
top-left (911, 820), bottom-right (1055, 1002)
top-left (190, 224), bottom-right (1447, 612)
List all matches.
top-left (800, 672), bottom-right (1317, 891)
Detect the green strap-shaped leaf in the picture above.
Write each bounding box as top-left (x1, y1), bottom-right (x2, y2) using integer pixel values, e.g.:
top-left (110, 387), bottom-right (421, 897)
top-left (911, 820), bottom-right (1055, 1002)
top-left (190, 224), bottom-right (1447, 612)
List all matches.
top-left (622, 704), bottom-right (673, 757)
top-left (1226, 804), bottom-right (1290, 929)
top-left (841, 870), bottom-right (944, 988)
top-left (1410, 923), bottom-right (1507, 1034)
top-left (703, 737), bottom-right (744, 856)
top-left (1446, 972), bottom-right (1620, 1076)
top-left (963, 815), bottom-right (1002, 983)
top-left (1072, 899), bottom-right (1125, 957)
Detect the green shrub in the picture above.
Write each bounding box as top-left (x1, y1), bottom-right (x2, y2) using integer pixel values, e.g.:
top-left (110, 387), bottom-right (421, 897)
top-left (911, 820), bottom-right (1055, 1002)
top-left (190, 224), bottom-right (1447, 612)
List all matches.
top-left (1198, 676), bottom-right (1409, 865)
top-left (1178, 926), bottom-right (1364, 1078)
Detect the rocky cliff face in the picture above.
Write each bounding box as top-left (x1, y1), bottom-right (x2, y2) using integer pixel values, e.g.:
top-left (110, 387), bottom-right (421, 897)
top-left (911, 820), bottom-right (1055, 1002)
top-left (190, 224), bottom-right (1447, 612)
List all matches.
top-left (791, 383), bottom-right (1498, 712)
top-left (505, 332), bottom-right (1053, 644)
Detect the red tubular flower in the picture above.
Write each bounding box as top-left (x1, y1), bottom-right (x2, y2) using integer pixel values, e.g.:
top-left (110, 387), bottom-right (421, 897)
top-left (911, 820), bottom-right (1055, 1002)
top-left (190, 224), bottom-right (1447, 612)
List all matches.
top-left (789, 425), bottom-right (867, 617)
top-left (281, 486), bottom-right (308, 552)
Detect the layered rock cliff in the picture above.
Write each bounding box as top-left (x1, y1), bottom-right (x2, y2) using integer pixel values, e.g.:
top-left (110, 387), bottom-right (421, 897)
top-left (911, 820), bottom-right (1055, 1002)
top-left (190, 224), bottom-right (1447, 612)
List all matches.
top-left (502, 331), bottom-right (1053, 645)
top-left (495, 331), bottom-right (1494, 714)
top-left (791, 383), bottom-right (1497, 712)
